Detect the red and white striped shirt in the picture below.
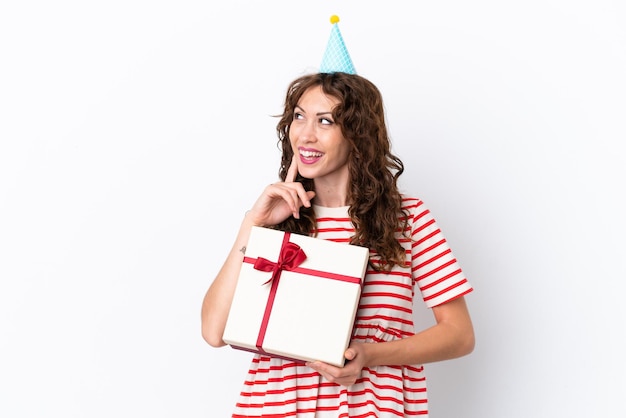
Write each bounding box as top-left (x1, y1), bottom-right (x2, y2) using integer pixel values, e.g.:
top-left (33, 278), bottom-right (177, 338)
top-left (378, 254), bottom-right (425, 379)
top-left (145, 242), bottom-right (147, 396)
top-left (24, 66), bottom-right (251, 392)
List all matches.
top-left (232, 196), bottom-right (473, 417)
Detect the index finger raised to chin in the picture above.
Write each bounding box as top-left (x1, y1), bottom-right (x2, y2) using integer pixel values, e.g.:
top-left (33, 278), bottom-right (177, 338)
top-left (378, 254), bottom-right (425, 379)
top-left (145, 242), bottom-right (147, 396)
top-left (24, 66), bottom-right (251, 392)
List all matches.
top-left (285, 153), bottom-right (299, 183)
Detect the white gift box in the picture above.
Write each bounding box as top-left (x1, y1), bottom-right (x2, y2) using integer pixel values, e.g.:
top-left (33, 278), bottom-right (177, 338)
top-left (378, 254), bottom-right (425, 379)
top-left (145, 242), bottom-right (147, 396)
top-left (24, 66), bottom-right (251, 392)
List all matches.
top-left (223, 226), bottom-right (369, 367)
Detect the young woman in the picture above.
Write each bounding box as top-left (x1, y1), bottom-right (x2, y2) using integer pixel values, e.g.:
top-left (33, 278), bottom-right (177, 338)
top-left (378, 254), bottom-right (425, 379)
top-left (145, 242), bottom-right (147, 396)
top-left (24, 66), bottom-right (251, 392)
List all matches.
top-left (201, 71), bottom-right (475, 417)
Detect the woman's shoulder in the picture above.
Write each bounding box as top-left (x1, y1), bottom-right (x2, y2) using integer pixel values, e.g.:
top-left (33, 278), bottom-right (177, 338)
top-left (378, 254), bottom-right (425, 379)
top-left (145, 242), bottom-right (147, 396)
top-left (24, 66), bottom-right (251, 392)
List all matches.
top-left (399, 194), bottom-right (437, 227)
top-left (400, 194), bottom-right (426, 211)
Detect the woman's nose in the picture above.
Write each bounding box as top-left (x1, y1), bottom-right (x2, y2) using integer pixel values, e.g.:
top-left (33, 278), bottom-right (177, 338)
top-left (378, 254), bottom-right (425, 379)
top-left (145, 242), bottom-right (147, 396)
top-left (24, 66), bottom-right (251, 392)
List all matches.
top-left (299, 121), bottom-right (316, 142)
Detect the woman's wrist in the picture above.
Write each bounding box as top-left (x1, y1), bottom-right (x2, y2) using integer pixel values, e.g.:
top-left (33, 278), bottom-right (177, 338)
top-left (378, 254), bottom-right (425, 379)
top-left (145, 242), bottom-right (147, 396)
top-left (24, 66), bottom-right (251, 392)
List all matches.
top-left (242, 210), bottom-right (262, 228)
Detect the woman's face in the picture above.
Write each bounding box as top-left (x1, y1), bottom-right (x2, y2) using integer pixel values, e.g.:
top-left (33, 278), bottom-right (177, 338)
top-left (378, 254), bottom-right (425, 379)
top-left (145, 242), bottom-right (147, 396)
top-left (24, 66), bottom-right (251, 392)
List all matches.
top-left (289, 85), bottom-right (351, 186)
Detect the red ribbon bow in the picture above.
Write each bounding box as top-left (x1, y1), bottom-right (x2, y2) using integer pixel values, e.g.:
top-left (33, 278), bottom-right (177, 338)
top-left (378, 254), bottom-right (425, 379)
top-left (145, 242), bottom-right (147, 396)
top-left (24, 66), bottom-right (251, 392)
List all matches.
top-left (253, 241), bottom-right (307, 285)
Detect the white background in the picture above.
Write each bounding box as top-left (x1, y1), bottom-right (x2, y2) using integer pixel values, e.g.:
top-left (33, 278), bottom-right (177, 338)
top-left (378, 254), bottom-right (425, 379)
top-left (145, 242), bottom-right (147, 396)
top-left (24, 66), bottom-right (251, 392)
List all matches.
top-left (1, 1), bottom-right (625, 417)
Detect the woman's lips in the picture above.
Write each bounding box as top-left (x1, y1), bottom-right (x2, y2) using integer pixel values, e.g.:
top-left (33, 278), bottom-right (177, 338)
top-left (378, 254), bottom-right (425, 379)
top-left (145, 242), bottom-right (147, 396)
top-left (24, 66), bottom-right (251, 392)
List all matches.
top-left (299, 148), bottom-right (324, 164)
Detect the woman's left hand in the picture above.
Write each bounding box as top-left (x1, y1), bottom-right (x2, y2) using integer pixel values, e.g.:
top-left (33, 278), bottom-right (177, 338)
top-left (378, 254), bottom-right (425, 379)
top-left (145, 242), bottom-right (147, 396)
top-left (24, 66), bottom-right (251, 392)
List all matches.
top-left (306, 343), bottom-right (368, 387)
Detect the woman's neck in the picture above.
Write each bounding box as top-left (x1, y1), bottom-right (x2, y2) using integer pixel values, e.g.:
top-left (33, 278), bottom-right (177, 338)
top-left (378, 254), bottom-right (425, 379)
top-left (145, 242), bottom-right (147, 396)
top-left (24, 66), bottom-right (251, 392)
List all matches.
top-left (312, 180), bottom-right (348, 208)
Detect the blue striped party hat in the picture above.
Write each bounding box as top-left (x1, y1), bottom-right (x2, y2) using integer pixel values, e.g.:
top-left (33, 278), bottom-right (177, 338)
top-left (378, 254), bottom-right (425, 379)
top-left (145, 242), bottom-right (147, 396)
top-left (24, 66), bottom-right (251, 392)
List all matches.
top-left (319, 15), bottom-right (356, 74)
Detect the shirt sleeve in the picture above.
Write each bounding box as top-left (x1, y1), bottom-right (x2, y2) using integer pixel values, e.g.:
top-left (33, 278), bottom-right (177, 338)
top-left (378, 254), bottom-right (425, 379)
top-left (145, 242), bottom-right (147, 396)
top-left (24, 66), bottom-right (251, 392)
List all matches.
top-left (407, 198), bottom-right (473, 308)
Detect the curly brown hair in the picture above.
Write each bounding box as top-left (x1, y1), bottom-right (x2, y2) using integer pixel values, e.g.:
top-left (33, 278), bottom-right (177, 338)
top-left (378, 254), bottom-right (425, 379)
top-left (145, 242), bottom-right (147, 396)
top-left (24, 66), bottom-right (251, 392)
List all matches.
top-left (273, 72), bottom-right (408, 271)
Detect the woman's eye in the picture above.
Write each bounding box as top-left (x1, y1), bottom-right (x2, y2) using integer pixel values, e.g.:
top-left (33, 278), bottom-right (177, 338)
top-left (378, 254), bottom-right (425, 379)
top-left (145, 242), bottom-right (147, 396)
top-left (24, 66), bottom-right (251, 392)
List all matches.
top-left (294, 112), bottom-right (304, 120)
top-left (320, 117), bottom-right (333, 125)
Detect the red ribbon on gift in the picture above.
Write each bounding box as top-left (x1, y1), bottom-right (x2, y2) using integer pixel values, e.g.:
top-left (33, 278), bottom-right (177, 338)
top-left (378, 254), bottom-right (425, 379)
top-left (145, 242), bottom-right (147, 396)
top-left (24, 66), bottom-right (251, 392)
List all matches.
top-left (252, 232), bottom-right (306, 352)
top-left (242, 231), bottom-right (363, 355)
top-left (253, 240), bottom-right (307, 286)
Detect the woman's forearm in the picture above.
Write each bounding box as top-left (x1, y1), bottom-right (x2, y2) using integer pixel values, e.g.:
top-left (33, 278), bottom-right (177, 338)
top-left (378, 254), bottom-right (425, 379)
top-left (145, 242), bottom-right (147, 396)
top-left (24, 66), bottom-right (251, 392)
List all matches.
top-left (362, 297), bottom-right (475, 367)
top-left (200, 215), bottom-right (256, 347)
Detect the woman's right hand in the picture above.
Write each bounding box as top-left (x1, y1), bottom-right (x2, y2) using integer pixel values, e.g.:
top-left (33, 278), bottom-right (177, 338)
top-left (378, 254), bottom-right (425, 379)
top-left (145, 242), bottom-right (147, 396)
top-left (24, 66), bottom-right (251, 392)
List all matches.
top-left (246, 155), bottom-right (316, 227)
